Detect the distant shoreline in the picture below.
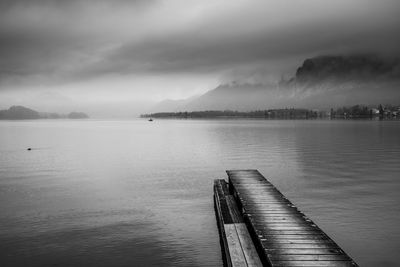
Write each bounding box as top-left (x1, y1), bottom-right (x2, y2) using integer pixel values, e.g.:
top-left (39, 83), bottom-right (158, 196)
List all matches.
top-left (140, 117), bottom-right (400, 121)
top-left (141, 106), bottom-right (400, 120)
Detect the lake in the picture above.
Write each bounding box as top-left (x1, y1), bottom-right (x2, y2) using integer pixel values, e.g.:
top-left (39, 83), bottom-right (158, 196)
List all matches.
top-left (0, 119), bottom-right (399, 266)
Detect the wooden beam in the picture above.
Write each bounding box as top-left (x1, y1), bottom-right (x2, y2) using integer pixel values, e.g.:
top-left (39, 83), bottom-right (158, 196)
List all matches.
top-left (214, 179), bottom-right (263, 267)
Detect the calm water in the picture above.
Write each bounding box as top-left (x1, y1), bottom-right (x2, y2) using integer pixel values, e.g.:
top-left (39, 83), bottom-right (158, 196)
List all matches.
top-left (0, 119), bottom-right (399, 267)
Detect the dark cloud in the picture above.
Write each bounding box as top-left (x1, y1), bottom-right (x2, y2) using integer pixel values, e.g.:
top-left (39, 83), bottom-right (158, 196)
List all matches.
top-left (79, 11), bottom-right (400, 81)
top-left (0, 0), bottom-right (152, 8)
top-left (0, 0), bottom-right (400, 89)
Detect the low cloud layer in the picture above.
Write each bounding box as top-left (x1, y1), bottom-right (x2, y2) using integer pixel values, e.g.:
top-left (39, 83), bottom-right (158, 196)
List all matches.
top-left (1, 0), bottom-right (400, 113)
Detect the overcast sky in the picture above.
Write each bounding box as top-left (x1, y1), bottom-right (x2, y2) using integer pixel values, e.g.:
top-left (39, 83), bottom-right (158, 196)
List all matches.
top-left (0, 0), bottom-right (399, 114)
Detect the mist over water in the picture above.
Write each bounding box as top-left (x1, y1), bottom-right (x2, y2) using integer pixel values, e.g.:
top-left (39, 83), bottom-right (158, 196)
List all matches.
top-left (0, 119), bottom-right (399, 267)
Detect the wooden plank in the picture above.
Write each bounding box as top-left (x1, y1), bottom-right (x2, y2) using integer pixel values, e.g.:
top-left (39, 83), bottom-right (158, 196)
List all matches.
top-left (262, 243), bottom-right (340, 249)
top-left (249, 214), bottom-right (309, 218)
top-left (244, 209), bottom-right (300, 213)
top-left (235, 224), bottom-right (263, 267)
top-left (224, 224), bottom-right (248, 267)
top-left (247, 217), bottom-right (310, 223)
top-left (248, 217), bottom-right (311, 223)
top-left (241, 202), bottom-right (295, 206)
top-left (271, 261), bottom-right (356, 267)
top-left (244, 208), bottom-right (300, 213)
top-left (260, 235), bottom-right (329, 240)
top-left (253, 222), bottom-right (317, 227)
top-left (242, 200), bottom-right (291, 204)
top-left (214, 179), bottom-right (234, 224)
top-left (214, 180), bottom-right (233, 267)
top-left (262, 239), bottom-right (335, 245)
top-left (253, 225), bottom-right (320, 231)
top-left (259, 231), bottom-right (326, 236)
top-left (252, 222), bottom-right (316, 228)
top-left (264, 248), bottom-right (343, 255)
top-left (242, 202), bottom-right (296, 206)
top-left (268, 254), bottom-right (351, 261)
top-left (259, 235), bottom-right (326, 241)
top-left (226, 196), bottom-right (244, 223)
top-left (246, 211), bottom-right (306, 215)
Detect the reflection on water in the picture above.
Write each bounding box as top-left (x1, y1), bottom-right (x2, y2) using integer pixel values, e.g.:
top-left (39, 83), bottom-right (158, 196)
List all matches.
top-left (0, 119), bottom-right (399, 266)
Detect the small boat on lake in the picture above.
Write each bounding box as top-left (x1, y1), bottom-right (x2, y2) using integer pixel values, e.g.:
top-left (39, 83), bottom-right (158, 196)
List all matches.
top-left (148, 118), bottom-right (153, 121)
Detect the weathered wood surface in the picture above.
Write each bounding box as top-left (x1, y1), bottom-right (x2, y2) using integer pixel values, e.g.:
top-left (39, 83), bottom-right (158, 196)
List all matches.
top-left (227, 170), bottom-right (358, 267)
top-left (214, 179), bottom-right (263, 267)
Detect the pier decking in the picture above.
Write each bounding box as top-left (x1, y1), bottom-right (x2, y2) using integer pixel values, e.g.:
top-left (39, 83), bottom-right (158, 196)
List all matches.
top-left (214, 170), bottom-right (358, 267)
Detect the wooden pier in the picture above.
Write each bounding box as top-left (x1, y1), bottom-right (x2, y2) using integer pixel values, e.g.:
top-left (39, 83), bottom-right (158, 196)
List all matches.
top-left (214, 170), bottom-right (358, 267)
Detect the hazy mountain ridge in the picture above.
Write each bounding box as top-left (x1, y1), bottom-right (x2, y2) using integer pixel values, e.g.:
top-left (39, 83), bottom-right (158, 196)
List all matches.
top-left (182, 83), bottom-right (282, 111)
top-left (151, 54), bottom-right (400, 112)
top-left (0, 106), bottom-right (41, 120)
top-left (0, 106), bottom-right (89, 120)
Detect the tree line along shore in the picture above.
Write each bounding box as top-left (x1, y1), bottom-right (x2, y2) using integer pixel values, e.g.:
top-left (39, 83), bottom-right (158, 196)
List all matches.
top-left (141, 105), bottom-right (400, 119)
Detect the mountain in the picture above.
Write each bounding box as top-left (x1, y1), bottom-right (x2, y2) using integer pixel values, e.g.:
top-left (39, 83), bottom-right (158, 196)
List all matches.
top-left (0, 106), bottom-right (40, 120)
top-left (181, 82), bottom-right (284, 111)
top-left (284, 55), bottom-right (400, 108)
top-left (294, 55), bottom-right (400, 84)
top-left (0, 106), bottom-right (89, 120)
top-left (151, 54), bottom-right (400, 112)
